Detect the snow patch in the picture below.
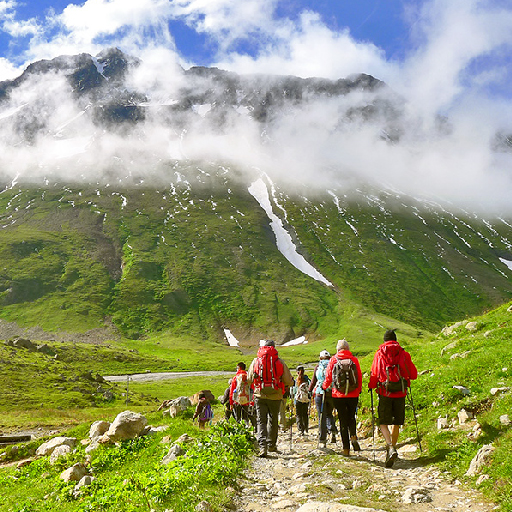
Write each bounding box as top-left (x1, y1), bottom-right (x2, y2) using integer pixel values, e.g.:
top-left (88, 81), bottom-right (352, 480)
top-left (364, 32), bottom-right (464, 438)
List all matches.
top-left (282, 336), bottom-right (308, 346)
top-left (499, 258), bottom-right (512, 271)
top-left (248, 178), bottom-right (333, 287)
top-left (224, 329), bottom-right (239, 347)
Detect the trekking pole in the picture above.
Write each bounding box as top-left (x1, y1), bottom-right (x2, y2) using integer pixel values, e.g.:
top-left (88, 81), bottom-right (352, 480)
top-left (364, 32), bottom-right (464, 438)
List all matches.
top-left (289, 399), bottom-right (294, 452)
top-left (317, 392), bottom-right (325, 448)
top-left (370, 388), bottom-right (376, 462)
top-left (407, 385), bottom-right (423, 453)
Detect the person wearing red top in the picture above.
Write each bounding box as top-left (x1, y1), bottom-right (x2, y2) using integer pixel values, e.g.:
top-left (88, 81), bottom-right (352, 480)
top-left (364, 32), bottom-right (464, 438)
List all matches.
top-left (322, 339), bottom-right (362, 456)
top-left (229, 362), bottom-right (252, 426)
top-left (368, 329), bottom-right (418, 467)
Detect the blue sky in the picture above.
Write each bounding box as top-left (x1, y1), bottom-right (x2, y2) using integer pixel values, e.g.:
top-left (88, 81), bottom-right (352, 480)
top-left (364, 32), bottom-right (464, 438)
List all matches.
top-left (1, 0), bottom-right (511, 113)
top-left (1, 0), bottom-right (512, 212)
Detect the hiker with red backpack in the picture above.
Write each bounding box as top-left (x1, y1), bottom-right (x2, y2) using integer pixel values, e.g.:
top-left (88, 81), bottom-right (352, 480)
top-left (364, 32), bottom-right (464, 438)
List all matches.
top-left (368, 329), bottom-right (418, 468)
top-left (247, 340), bottom-right (294, 458)
top-left (322, 339), bottom-right (362, 456)
top-left (229, 362), bottom-right (253, 426)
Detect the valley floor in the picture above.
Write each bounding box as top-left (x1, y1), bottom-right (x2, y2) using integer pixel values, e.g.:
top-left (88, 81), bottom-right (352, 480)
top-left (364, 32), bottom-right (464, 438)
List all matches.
top-left (235, 426), bottom-right (495, 512)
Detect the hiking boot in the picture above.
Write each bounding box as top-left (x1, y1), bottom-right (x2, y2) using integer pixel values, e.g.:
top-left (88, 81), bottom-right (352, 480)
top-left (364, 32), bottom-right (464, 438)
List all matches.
top-left (267, 445), bottom-right (281, 454)
top-left (351, 436), bottom-right (361, 451)
top-left (330, 433), bottom-right (337, 444)
top-left (342, 449), bottom-right (350, 457)
top-left (385, 445), bottom-right (398, 468)
top-left (258, 448), bottom-right (268, 458)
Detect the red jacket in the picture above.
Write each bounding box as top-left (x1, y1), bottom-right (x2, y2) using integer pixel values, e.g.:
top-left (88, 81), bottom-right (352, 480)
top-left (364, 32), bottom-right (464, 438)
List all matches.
top-left (322, 349), bottom-right (362, 398)
top-left (368, 340), bottom-right (417, 397)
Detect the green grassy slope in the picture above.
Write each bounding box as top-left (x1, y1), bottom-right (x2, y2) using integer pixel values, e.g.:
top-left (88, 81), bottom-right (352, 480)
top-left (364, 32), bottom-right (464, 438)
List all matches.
top-left (0, 164), bottom-right (511, 342)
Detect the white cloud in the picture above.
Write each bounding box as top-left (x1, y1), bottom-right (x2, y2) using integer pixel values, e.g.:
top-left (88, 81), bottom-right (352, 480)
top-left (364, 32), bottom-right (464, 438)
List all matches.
top-left (215, 10), bottom-right (396, 82)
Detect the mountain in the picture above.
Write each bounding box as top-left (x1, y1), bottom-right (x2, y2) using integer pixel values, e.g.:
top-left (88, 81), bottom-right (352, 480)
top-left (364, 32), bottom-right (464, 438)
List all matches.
top-left (0, 49), bottom-right (511, 343)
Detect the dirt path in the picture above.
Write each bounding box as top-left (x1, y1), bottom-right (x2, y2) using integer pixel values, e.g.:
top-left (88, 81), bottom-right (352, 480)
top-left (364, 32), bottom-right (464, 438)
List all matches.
top-left (234, 426), bottom-right (494, 512)
top-left (103, 370), bottom-right (233, 382)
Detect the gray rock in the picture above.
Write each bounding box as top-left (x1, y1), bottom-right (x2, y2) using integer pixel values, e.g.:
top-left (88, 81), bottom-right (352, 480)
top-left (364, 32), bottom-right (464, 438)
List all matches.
top-left (452, 385), bottom-right (470, 395)
top-left (162, 443), bottom-right (185, 464)
top-left (458, 409), bottom-right (474, 424)
top-left (402, 486), bottom-right (433, 503)
top-left (60, 462), bottom-right (88, 482)
top-left (104, 411), bottom-right (147, 442)
top-left (89, 420), bottom-right (110, 439)
top-left (465, 321), bottom-right (478, 331)
top-left (50, 444), bottom-right (72, 464)
top-left (36, 436), bottom-right (77, 456)
top-left (500, 414), bottom-right (511, 426)
top-left (490, 387), bottom-right (510, 396)
top-left (466, 444), bottom-right (495, 476)
top-left (295, 503), bottom-right (386, 512)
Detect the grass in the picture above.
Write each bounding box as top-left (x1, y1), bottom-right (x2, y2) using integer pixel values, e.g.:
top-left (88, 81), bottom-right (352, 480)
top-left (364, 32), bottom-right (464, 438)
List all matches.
top-left (0, 415), bottom-right (254, 512)
top-left (1, 171), bottom-right (511, 343)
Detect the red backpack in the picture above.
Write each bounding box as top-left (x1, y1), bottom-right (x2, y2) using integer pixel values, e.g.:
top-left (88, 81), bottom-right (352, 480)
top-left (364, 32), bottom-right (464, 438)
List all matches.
top-left (376, 341), bottom-right (410, 394)
top-left (253, 346), bottom-right (283, 391)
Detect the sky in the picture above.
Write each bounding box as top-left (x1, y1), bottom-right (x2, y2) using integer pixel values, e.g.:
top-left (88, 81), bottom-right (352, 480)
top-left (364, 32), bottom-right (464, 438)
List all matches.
top-left (1, 0), bottom-right (512, 213)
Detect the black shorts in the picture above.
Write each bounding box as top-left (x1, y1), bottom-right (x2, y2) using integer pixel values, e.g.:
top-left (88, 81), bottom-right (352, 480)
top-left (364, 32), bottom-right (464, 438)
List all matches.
top-left (378, 395), bottom-right (406, 425)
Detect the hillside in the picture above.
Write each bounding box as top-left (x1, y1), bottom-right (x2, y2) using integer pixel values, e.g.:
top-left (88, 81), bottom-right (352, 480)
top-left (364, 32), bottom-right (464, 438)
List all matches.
top-left (2, 300), bottom-right (512, 511)
top-left (0, 49), bottom-right (511, 342)
top-left (1, 165), bottom-right (511, 342)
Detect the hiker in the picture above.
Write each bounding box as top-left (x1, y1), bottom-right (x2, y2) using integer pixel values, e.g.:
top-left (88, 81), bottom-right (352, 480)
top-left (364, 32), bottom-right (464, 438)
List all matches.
top-left (309, 350), bottom-right (338, 446)
top-left (368, 329), bottom-right (418, 468)
top-left (220, 379), bottom-right (234, 421)
top-left (323, 339), bottom-right (362, 456)
top-left (192, 392), bottom-right (213, 429)
top-left (229, 362), bottom-right (253, 426)
top-left (291, 365), bottom-right (311, 436)
top-left (247, 339), bottom-right (294, 458)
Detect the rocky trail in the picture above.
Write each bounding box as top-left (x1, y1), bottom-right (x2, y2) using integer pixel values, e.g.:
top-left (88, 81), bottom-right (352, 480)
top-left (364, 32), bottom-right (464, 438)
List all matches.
top-left (234, 426), bottom-right (495, 512)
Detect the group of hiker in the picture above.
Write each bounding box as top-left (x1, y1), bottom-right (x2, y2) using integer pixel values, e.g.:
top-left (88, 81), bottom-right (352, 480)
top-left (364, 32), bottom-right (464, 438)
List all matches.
top-left (204, 329), bottom-right (417, 467)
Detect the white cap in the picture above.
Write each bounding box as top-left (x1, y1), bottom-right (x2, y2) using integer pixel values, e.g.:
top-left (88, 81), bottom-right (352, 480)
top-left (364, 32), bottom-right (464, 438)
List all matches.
top-left (319, 350), bottom-right (330, 358)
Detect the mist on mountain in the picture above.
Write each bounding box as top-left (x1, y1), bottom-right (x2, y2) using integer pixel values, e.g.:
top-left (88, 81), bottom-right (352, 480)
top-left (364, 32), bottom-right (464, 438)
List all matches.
top-left (0, 47), bottom-right (511, 216)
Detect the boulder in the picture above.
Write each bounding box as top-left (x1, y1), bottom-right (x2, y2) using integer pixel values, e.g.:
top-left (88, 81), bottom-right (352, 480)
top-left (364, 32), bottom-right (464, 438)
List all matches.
top-left (50, 444), bottom-right (72, 464)
top-left (162, 444), bottom-right (185, 464)
top-left (89, 420), bottom-right (110, 439)
top-left (36, 437), bottom-right (77, 457)
top-left (465, 321), bottom-right (478, 331)
top-left (104, 411), bottom-right (147, 442)
top-left (60, 462), bottom-right (88, 482)
top-left (466, 444), bottom-right (495, 476)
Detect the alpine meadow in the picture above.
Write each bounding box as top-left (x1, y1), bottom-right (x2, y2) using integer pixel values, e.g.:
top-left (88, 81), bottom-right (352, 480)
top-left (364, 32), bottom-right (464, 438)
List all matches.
top-left (1, 48), bottom-right (512, 512)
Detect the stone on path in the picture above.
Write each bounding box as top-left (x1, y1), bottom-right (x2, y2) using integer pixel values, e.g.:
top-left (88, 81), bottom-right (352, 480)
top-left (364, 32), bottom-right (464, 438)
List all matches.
top-left (295, 503), bottom-right (386, 512)
top-left (466, 444), bottom-right (495, 476)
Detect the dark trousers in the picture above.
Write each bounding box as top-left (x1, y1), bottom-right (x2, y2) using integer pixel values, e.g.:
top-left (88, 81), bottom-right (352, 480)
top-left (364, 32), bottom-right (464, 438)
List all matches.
top-left (295, 401), bottom-right (309, 434)
top-left (233, 403), bottom-right (251, 427)
top-left (255, 397), bottom-right (281, 449)
top-left (332, 396), bottom-right (359, 450)
top-left (315, 393), bottom-right (337, 441)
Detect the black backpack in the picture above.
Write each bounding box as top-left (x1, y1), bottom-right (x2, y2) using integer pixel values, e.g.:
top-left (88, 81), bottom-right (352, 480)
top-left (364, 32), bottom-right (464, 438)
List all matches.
top-left (332, 357), bottom-right (358, 395)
